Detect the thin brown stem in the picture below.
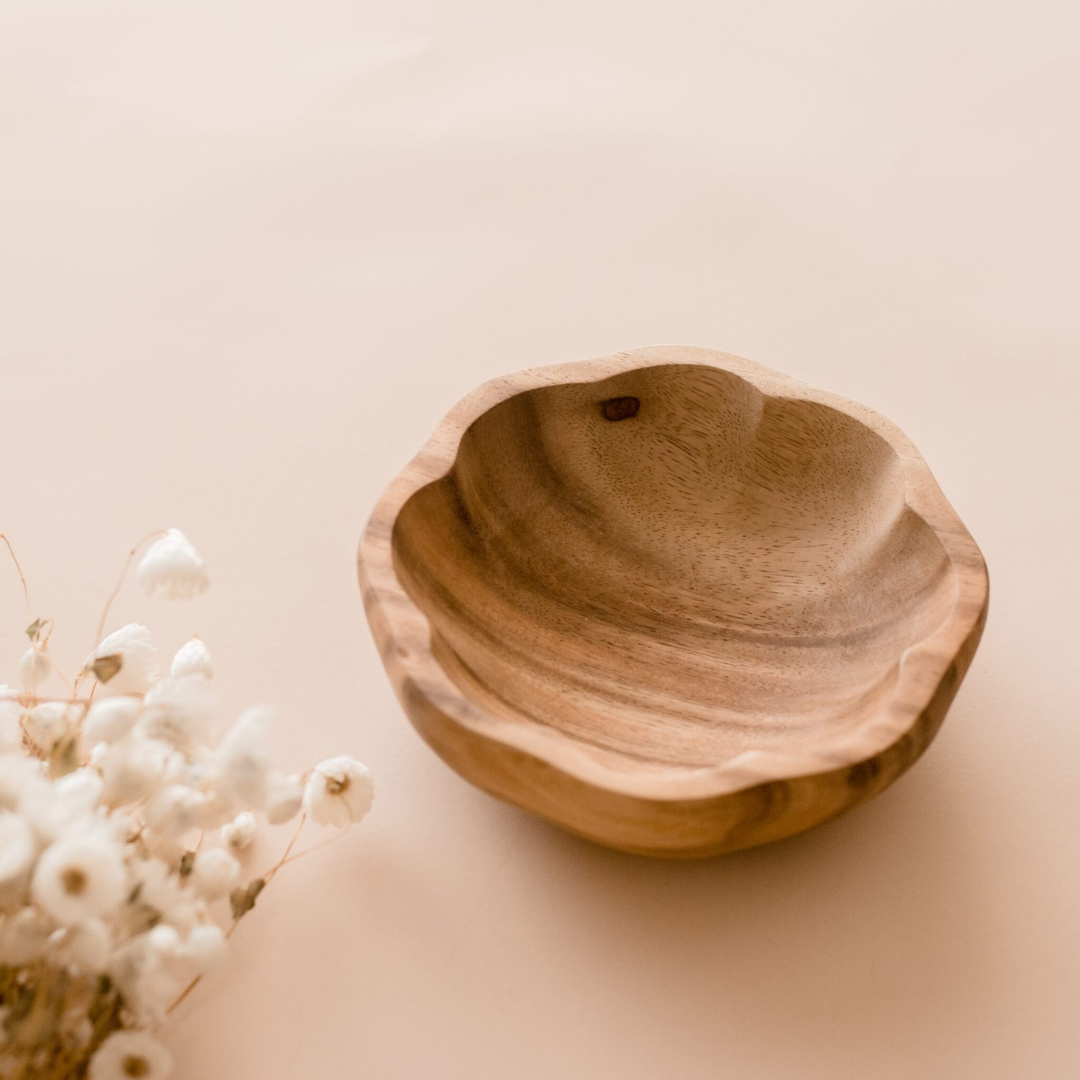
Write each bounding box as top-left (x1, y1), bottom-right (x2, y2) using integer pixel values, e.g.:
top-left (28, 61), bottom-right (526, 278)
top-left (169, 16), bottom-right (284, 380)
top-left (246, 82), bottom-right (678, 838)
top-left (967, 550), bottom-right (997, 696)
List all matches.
top-left (164, 971), bottom-right (203, 1017)
top-left (264, 813), bottom-right (307, 884)
top-left (164, 815), bottom-right (314, 1020)
top-left (278, 825), bottom-right (348, 869)
top-left (0, 533), bottom-right (31, 616)
top-left (92, 530), bottom-right (165, 651)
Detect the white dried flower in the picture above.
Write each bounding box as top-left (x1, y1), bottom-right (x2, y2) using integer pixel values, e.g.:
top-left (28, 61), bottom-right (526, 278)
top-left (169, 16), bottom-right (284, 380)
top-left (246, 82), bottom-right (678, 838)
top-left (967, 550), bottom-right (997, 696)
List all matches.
top-left (31, 834), bottom-right (127, 925)
top-left (139, 675), bottom-right (216, 751)
top-left (148, 923), bottom-right (182, 958)
top-left (190, 847), bottom-right (240, 902)
top-left (216, 707), bottom-right (273, 809)
top-left (170, 636), bottom-right (213, 679)
top-left (0, 905), bottom-right (52, 964)
top-left (0, 754), bottom-right (41, 811)
top-left (0, 690), bottom-right (22, 753)
top-left (136, 529), bottom-right (209, 600)
top-left (221, 811), bottom-right (256, 852)
top-left (82, 696), bottom-right (142, 745)
top-left (109, 935), bottom-right (180, 1024)
top-left (89, 1030), bottom-right (174, 1080)
top-left (88, 742), bottom-right (108, 768)
top-left (144, 784), bottom-right (204, 839)
top-left (101, 734), bottom-right (175, 805)
top-left (0, 811), bottom-right (36, 909)
top-left (23, 702), bottom-right (77, 754)
top-left (183, 922), bottom-right (227, 974)
top-left (85, 623), bottom-right (156, 693)
top-left (55, 768), bottom-right (105, 814)
top-left (18, 646), bottom-right (52, 692)
top-left (19, 772), bottom-right (99, 844)
top-left (303, 756), bottom-right (374, 828)
top-left (189, 791), bottom-right (233, 831)
top-left (266, 771), bottom-right (303, 825)
top-left (53, 917), bottom-right (112, 973)
top-left (130, 859), bottom-right (199, 933)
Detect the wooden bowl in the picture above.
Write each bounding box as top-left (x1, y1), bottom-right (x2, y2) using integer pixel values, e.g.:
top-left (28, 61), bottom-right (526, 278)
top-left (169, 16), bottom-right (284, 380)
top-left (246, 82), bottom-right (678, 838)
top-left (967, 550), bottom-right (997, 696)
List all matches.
top-left (359, 346), bottom-right (988, 857)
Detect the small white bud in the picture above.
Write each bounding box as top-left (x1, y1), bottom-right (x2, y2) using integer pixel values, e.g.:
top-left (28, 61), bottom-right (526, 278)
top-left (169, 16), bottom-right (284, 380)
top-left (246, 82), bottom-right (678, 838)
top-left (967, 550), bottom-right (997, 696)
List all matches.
top-left (216, 707), bottom-right (273, 809)
top-left (221, 811), bottom-right (256, 853)
top-left (18, 647), bottom-right (52, 692)
top-left (85, 624), bottom-right (156, 694)
top-left (190, 847), bottom-right (240, 902)
top-left (170, 637), bottom-right (213, 680)
top-left (0, 692), bottom-right (22, 753)
top-left (23, 703), bottom-right (76, 753)
top-left (183, 923), bottom-right (227, 974)
top-left (56, 918), bottom-right (112, 973)
top-left (144, 785), bottom-right (203, 839)
top-left (82, 697), bottom-right (141, 745)
top-left (0, 812), bottom-right (36, 909)
top-left (148, 923), bottom-right (182, 958)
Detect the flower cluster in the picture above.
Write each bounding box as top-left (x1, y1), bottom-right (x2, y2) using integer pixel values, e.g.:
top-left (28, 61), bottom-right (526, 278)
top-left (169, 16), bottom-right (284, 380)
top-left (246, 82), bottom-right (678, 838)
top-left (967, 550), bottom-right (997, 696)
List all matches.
top-left (0, 530), bottom-right (372, 1080)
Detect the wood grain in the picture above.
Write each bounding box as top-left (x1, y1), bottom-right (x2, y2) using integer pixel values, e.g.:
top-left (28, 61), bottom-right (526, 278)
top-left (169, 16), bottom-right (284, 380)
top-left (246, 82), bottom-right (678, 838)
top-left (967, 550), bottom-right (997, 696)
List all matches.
top-left (359, 346), bottom-right (988, 857)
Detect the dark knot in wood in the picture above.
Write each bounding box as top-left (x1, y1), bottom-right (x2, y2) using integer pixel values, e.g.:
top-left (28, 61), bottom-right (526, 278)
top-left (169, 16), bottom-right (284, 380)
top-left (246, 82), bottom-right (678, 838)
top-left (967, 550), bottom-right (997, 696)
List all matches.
top-left (601, 396), bottom-right (640, 421)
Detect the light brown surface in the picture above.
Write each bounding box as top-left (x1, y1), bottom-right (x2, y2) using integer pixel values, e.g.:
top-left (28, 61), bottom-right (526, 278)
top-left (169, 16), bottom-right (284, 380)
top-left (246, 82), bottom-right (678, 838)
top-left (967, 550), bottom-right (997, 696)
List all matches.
top-left (363, 347), bottom-right (988, 855)
top-left (1, 2), bottom-right (1078, 1078)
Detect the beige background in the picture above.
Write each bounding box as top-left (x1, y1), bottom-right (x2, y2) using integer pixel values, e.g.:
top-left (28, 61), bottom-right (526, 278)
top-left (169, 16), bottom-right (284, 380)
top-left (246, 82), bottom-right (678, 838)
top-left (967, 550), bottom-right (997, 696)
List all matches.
top-left (2, 2), bottom-right (1079, 1077)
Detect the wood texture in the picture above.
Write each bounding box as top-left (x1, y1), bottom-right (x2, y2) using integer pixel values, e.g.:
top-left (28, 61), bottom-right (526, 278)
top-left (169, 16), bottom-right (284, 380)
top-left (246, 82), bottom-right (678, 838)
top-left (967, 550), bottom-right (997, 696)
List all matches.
top-left (359, 347), bottom-right (988, 857)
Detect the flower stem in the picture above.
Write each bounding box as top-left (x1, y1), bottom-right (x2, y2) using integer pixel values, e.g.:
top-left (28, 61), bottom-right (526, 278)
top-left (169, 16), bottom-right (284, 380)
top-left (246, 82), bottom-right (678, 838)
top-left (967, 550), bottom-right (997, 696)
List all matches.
top-left (0, 532), bottom-right (31, 616)
top-left (91, 530), bottom-right (165, 651)
top-left (164, 814), bottom-right (310, 1019)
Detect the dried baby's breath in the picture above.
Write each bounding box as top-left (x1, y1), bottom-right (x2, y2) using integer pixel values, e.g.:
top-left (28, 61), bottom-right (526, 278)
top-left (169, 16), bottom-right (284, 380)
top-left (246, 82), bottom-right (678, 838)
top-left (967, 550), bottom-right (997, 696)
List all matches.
top-left (0, 529), bottom-right (373, 1079)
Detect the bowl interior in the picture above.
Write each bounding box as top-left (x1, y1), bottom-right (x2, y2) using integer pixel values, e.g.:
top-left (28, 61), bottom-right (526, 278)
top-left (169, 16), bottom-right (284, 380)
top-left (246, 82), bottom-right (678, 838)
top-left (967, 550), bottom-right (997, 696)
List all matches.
top-left (392, 364), bottom-right (957, 773)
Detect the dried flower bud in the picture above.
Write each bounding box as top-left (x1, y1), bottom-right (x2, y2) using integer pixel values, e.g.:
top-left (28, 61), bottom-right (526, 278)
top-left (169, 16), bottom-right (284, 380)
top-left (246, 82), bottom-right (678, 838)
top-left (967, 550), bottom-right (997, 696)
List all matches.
top-left (0, 755), bottom-right (41, 811)
top-left (139, 675), bottom-right (217, 751)
top-left (229, 876), bottom-right (265, 921)
top-left (222, 811), bottom-right (256, 853)
top-left (0, 905), bottom-right (51, 965)
top-left (136, 528), bottom-right (209, 600)
top-left (148, 923), bottom-right (182, 958)
top-left (190, 847), bottom-right (240, 902)
top-left (100, 735), bottom-right (174, 805)
top-left (88, 654), bottom-right (123, 684)
top-left (0, 811), bottom-right (35, 909)
top-left (18, 646), bottom-right (52, 692)
top-left (144, 785), bottom-right (204, 839)
top-left (83, 697), bottom-right (141, 745)
top-left (54, 918), bottom-right (112, 973)
top-left (216, 707), bottom-right (273, 809)
top-left (170, 637), bottom-right (213, 680)
top-left (54, 768), bottom-right (105, 815)
top-left (0, 690), bottom-right (21, 754)
top-left (183, 923), bottom-right (227, 974)
top-left (24, 702), bottom-right (76, 754)
top-left (84, 624), bottom-right (156, 694)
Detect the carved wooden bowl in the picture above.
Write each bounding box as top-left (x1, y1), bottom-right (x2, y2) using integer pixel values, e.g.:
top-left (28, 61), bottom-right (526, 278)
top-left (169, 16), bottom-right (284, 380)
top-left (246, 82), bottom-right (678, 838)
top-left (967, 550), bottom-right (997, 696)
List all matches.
top-left (360, 346), bottom-right (988, 857)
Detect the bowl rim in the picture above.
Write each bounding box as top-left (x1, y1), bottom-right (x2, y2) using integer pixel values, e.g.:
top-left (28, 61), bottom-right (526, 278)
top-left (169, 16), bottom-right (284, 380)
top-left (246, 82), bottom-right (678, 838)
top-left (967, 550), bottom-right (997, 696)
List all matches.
top-left (358, 345), bottom-right (989, 802)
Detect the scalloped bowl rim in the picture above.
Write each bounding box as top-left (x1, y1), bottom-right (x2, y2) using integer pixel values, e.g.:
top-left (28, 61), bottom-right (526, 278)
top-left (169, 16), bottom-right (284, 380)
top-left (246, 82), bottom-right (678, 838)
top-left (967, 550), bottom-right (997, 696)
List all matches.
top-left (359, 345), bottom-right (989, 804)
